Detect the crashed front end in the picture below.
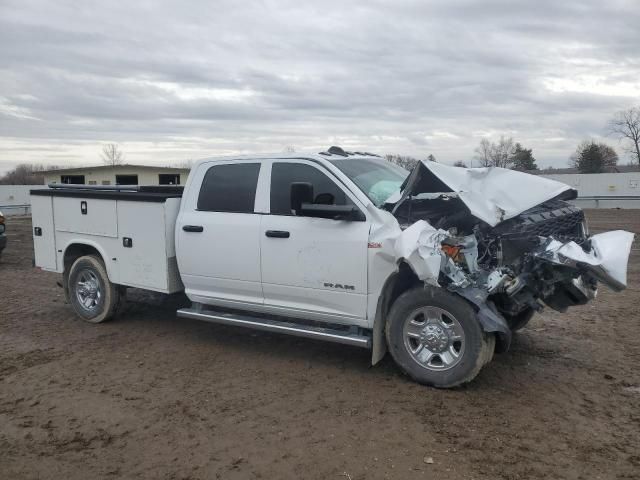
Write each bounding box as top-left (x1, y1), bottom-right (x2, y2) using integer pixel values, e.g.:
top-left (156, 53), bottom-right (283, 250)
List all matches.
top-left (385, 161), bottom-right (634, 349)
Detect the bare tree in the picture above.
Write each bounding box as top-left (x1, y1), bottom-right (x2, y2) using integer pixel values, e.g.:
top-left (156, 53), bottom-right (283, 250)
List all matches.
top-left (283, 145), bottom-right (296, 153)
top-left (101, 143), bottom-right (124, 166)
top-left (474, 138), bottom-right (492, 167)
top-left (385, 154), bottom-right (419, 171)
top-left (474, 136), bottom-right (515, 168)
top-left (608, 107), bottom-right (640, 166)
top-left (492, 136), bottom-right (515, 168)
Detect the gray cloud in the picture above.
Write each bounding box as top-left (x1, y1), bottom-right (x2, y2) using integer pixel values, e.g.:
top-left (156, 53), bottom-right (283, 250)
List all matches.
top-left (1, 0), bottom-right (639, 172)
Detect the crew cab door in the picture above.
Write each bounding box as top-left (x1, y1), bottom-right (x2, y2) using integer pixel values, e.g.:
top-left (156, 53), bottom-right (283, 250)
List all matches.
top-left (260, 160), bottom-right (370, 325)
top-left (176, 161), bottom-right (264, 307)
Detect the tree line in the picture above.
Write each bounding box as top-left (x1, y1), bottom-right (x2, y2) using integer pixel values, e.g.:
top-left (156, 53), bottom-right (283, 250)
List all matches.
top-left (0, 164), bottom-right (59, 185)
top-left (386, 105), bottom-right (640, 173)
top-left (2, 107), bottom-right (639, 183)
top-left (386, 138), bottom-right (538, 172)
top-left (0, 143), bottom-right (125, 185)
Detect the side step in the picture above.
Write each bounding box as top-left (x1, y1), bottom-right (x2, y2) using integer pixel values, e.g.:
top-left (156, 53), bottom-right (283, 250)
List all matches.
top-left (176, 307), bottom-right (371, 349)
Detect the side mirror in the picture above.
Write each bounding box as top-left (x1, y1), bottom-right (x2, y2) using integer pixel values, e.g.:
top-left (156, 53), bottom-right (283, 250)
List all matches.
top-left (299, 203), bottom-right (366, 222)
top-left (290, 182), bottom-right (313, 214)
top-left (314, 192), bottom-right (335, 205)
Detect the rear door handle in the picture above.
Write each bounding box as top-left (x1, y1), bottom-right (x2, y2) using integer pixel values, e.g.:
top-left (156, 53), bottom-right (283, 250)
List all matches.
top-left (182, 225), bottom-right (204, 232)
top-left (265, 230), bottom-right (290, 238)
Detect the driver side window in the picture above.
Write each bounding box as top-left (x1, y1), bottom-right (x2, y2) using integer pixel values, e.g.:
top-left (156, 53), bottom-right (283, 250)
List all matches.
top-left (270, 162), bottom-right (350, 215)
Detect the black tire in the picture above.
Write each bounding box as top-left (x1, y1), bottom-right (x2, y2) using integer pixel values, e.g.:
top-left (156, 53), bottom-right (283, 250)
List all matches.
top-left (504, 308), bottom-right (535, 332)
top-left (66, 255), bottom-right (121, 323)
top-left (385, 286), bottom-right (494, 388)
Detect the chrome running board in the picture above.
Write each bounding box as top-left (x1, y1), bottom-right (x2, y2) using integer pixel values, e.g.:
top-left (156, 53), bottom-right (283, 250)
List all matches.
top-left (176, 307), bottom-right (371, 349)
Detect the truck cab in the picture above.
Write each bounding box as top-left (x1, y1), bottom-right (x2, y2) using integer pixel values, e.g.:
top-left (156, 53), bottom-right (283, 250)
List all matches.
top-left (175, 152), bottom-right (406, 329)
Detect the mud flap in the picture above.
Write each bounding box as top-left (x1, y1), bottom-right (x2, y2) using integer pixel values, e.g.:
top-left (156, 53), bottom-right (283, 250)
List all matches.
top-left (451, 286), bottom-right (512, 351)
top-left (371, 312), bottom-right (387, 366)
top-left (371, 278), bottom-right (393, 366)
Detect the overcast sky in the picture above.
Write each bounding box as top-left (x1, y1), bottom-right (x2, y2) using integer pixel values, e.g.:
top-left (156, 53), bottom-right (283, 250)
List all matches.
top-left (1, 0), bottom-right (639, 173)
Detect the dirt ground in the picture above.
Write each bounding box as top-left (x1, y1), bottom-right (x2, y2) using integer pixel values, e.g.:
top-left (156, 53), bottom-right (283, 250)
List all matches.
top-left (1, 211), bottom-right (639, 480)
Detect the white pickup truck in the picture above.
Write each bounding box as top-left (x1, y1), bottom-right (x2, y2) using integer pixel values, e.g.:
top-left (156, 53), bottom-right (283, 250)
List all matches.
top-left (31, 147), bottom-right (634, 387)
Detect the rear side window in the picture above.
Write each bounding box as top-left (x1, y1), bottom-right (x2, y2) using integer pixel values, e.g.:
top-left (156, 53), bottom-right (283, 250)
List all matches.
top-left (197, 163), bottom-right (261, 213)
top-left (270, 162), bottom-right (349, 215)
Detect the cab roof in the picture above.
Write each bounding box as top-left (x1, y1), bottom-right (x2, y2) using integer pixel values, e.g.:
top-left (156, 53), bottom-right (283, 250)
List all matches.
top-left (191, 146), bottom-right (383, 170)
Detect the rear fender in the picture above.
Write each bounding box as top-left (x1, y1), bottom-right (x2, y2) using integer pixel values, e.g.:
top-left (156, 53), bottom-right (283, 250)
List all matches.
top-left (61, 239), bottom-right (117, 283)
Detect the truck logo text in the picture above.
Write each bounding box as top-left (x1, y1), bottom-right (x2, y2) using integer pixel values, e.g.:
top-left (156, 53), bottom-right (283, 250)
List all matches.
top-left (324, 282), bottom-right (355, 291)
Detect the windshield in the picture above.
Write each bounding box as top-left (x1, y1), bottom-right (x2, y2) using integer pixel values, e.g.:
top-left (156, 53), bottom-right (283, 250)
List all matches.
top-left (328, 157), bottom-right (410, 206)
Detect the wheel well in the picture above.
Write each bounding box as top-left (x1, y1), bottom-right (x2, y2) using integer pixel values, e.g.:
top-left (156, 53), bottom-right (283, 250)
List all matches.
top-left (373, 263), bottom-right (508, 363)
top-left (63, 244), bottom-right (102, 272)
top-left (385, 262), bottom-right (422, 318)
top-left (371, 261), bottom-right (422, 365)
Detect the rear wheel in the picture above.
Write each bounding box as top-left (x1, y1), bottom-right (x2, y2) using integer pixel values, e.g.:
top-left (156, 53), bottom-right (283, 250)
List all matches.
top-left (386, 286), bottom-right (494, 388)
top-left (66, 255), bottom-right (121, 323)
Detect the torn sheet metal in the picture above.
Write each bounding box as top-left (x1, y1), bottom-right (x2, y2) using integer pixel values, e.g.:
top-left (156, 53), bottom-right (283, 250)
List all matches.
top-left (452, 286), bottom-right (511, 341)
top-left (367, 212), bottom-right (473, 289)
top-left (370, 183), bottom-right (633, 349)
top-left (393, 160), bottom-right (575, 227)
top-left (538, 230), bottom-right (635, 291)
top-left (392, 220), bottom-right (481, 288)
top-left (390, 221), bottom-right (512, 337)
top-left (386, 213), bottom-right (633, 297)
top-left (393, 220), bottom-right (447, 285)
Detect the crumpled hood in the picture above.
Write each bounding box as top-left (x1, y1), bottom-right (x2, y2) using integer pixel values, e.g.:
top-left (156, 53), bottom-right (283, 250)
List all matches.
top-left (368, 174), bottom-right (633, 354)
top-left (390, 160), bottom-right (576, 227)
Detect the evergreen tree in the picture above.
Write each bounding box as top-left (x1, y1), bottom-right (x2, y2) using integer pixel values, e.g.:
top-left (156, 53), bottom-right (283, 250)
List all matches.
top-left (511, 143), bottom-right (537, 171)
top-left (570, 141), bottom-right (618, 173)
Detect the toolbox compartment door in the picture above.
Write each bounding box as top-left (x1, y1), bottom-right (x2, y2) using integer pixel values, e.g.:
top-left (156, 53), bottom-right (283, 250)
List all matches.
top-left (116, 200), bottom-right (174, 291)
top-left (31, 195), bottom-right (57, 271)
top-left (53, 197), bottom-right (118, 238)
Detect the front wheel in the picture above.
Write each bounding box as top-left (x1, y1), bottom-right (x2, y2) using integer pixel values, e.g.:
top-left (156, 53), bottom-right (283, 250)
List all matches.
top-left (66, 255), bottom-right (121, 323)
top-left (385, 286), bottom-right (494, 388)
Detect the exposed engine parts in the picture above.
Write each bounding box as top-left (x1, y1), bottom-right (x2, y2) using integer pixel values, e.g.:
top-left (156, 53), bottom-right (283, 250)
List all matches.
top-left (435, 200), bottom-right (597, 321)
top-left (391, 196), bottom-right (632, 337)
top-left (383, 159), bottom-right (633, 345)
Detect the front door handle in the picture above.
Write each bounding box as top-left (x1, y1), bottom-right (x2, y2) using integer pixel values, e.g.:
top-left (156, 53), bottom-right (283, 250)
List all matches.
top-left (265, 230), bottom-right (290, 238)
top-left (182, 225), bottom-right (204, 233)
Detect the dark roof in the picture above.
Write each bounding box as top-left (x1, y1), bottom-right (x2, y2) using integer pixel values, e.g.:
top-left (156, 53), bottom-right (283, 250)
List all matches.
top-left (40, 164), bottom-right (190, 174)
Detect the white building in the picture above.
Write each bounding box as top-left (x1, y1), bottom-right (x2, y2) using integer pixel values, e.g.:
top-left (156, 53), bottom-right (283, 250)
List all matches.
top-left (538, 170), bottom-right (640, 209)
top-left (41, 164), bottom-right (190, 186)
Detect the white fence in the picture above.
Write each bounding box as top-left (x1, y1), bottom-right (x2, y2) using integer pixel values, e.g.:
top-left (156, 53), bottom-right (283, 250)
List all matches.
top-left (0, 185), bottom-right (46, 216)
top-left (541, 172), bottom-right (640, 209)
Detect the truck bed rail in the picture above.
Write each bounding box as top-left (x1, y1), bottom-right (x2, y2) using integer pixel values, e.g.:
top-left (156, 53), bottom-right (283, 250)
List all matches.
top-left (32, 185), bottom-right (183, 202)
top-left (46, 183), bottom-right (184, 194)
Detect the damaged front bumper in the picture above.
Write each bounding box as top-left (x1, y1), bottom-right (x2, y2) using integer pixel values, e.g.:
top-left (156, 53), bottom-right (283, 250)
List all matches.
top-left (395, 221), bottom-right (634, 350)
top-left (536, 230), bottom-right (634, 293)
